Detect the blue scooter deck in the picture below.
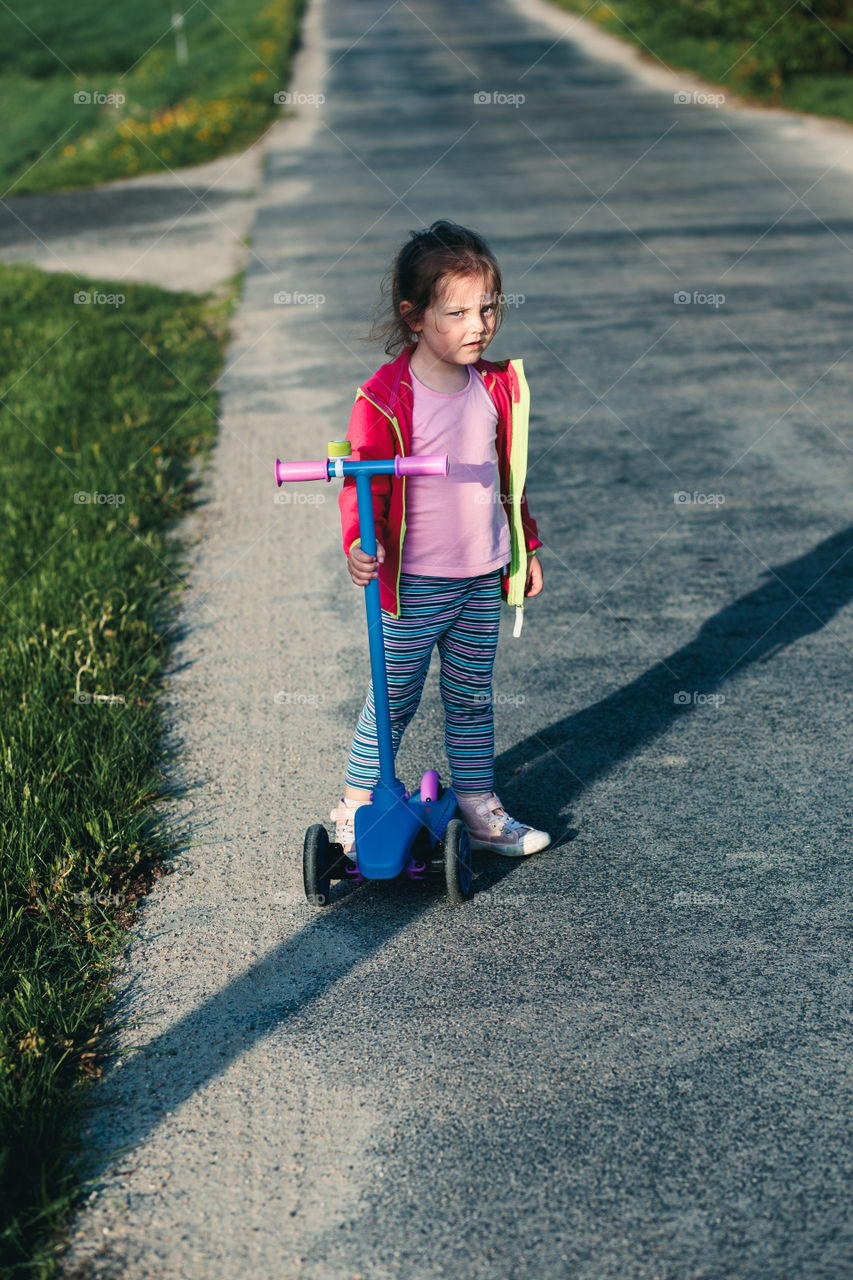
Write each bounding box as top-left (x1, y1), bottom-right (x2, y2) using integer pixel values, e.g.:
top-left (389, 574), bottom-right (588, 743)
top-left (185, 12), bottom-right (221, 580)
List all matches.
top-left (353, 786), bottom-right (459, 879)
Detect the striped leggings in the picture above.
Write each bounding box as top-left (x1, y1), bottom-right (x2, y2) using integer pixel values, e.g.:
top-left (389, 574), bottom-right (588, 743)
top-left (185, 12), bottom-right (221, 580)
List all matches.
top-left (345, 570), bottom-right (502, 794)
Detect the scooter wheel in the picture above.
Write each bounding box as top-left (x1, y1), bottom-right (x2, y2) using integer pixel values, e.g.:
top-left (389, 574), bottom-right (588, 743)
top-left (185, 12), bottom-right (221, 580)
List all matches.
top-left (443, 818), bottom-right (474, 905)
top-left (303, 824), bottom-right (332, 906)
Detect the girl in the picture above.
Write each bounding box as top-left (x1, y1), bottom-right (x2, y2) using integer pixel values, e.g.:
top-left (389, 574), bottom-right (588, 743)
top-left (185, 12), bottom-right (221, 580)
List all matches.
top-left (331, 219), bottom-right (550, 860)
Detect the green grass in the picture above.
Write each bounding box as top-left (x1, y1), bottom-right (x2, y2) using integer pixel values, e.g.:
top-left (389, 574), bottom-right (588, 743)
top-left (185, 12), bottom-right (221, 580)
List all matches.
top-left (0, 263), bottom-right (236, 1276)
top-left (0, 0), bottom-right (307, 195)
top-left (550, 1), bottom-right (853, 127)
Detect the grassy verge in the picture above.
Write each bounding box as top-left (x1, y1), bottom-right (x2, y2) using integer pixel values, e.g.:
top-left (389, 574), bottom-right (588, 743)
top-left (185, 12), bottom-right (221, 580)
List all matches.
top-left (0, 263), bottom-right (236, 1276)
top-left (0, 0), bottom-right (307, 196)
top-left (549, 1), bottom-right (853, 127)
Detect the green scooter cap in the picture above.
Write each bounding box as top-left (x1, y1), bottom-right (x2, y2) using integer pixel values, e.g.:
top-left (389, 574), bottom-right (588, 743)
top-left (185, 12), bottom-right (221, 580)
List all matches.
top-left (327, 440), bottom-right (351, 457)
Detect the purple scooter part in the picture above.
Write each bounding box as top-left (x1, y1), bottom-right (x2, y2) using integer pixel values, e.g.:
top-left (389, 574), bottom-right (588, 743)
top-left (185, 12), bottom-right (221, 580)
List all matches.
top-left (419, 769), bottom-right (440, 803)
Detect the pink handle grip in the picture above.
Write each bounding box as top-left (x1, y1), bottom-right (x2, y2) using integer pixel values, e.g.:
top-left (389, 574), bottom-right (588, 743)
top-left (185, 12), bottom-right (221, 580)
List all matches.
top-left (395, 454), bottom-right (449, 477)
top-left (275, 458), bottom-right (328, 486)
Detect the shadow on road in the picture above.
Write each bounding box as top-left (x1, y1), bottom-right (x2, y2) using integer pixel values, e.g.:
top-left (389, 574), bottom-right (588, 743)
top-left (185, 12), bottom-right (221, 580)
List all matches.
top-left (497, 522), bottom-right (853, 828)
top-left (72, 524), bottom-right (853, 1191)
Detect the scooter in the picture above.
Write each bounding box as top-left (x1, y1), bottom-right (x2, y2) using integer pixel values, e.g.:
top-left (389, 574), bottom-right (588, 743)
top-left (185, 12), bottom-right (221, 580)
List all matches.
top-left (274, 441), bottom-right (474, 906)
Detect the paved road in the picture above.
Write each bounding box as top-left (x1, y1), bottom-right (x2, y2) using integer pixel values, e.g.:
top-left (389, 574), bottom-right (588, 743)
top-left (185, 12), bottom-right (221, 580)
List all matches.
top-left (62, 0), bottom-right (852, 1277)
top-left (0, 140), bottom-right (266, 293)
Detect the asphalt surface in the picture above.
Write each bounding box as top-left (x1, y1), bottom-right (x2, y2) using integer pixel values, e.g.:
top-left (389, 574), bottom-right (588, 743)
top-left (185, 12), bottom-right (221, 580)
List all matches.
top-left (61, 0), bottom-right (852, 1277)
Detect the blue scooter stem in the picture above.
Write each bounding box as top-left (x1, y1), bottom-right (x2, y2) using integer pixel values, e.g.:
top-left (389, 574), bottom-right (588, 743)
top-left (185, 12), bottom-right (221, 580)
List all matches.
top-left (354, 470), bottom-right (398, 790)
top-left (275, 446), bottom-right (451, 880)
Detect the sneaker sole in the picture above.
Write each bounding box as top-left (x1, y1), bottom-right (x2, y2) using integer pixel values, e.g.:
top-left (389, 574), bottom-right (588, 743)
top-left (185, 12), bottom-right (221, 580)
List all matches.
top-left (469, 832), bottom-right (551, 857)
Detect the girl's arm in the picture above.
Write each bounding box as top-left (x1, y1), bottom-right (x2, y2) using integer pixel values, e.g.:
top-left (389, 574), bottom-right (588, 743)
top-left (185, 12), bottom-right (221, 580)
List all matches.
top-left (520, 484), bottom-right (544, 596)
top-left (520, 485), bottom-right (543, 555)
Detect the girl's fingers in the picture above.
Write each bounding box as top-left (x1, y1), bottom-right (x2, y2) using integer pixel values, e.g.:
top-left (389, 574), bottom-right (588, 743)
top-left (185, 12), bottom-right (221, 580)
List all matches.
top-left (348, 562), bottom-right (379, 585)
top-left (347, 543), bottom-right (384, 586)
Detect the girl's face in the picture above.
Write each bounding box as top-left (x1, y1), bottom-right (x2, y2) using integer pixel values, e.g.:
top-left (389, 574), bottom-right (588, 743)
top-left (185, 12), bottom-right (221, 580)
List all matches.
top-left (400, 272), bottom-right (498, 369)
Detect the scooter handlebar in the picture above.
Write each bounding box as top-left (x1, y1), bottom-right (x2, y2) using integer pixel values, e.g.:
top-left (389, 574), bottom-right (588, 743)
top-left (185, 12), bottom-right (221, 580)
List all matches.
top-left (394, 454), bottom-right (449, 477)
top-left (275, 453), bottom-right (450, 486)
top-left (275, 458), bottom-right (328, 485)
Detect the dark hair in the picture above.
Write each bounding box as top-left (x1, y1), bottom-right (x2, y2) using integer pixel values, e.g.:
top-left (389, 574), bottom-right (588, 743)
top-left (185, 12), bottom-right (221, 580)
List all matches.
top-left (364, 219), bottom-right (504, 358)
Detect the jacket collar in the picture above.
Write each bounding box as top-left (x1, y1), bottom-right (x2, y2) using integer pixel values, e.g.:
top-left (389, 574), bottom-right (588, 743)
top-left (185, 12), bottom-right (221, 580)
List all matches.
top-left (360, 344), bottom-right (507, 417)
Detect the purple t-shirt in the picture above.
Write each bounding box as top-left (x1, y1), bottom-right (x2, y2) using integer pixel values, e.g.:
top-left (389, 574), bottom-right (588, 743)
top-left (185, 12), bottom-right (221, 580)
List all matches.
top-left (400, 365), bottom-right (511, 577)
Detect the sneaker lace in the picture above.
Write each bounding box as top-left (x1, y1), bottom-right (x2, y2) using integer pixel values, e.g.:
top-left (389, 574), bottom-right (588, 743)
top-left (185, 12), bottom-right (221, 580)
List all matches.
top-left (484, 805), bottom-right (528, 837)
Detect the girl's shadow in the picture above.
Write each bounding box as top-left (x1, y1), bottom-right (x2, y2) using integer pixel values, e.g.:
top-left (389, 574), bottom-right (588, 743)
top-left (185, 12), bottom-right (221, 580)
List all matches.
top-left (497, 524), bottom-right (853, 832)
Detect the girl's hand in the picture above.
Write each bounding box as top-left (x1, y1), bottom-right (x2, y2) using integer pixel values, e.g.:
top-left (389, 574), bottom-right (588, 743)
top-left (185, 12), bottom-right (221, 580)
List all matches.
top-left (525, 553), bottom-right (543, 598)
top-left (347, 541), bottom-right (385, 587)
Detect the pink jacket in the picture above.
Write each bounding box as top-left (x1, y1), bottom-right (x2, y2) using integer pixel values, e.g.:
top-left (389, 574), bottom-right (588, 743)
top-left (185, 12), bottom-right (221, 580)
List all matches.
top-left (339, 345), bottom-right (542, 631)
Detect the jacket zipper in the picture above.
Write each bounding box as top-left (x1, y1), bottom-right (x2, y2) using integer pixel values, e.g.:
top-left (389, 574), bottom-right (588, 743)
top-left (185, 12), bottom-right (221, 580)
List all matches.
top-left (505, 359), bottom-right (531, 629)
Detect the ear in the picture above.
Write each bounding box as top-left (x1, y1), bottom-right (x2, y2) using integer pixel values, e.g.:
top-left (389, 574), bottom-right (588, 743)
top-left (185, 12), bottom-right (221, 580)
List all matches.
top-left (399, 300), bottom-right (421, 333)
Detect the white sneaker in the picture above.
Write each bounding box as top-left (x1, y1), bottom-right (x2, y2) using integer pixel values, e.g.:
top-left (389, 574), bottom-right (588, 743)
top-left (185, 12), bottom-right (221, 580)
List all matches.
top-left (455, 791), bottom-right (551, 857)
top-left (329, 796), bottom-right (370, 859)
